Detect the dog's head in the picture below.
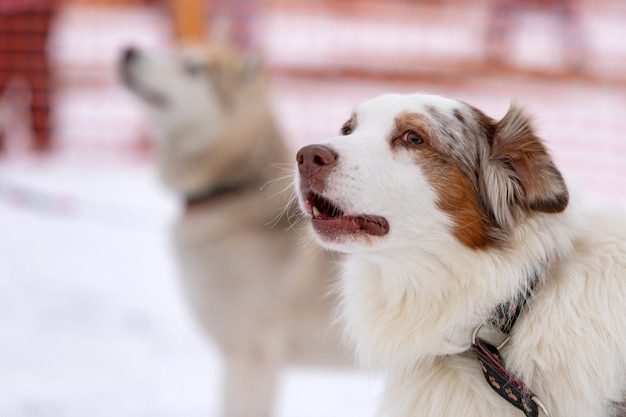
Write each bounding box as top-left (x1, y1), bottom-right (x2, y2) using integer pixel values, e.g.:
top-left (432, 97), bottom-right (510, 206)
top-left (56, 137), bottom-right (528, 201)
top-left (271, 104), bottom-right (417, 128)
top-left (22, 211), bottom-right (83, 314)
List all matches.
top-left (120, 41), bottom-right (265, 138)
top-left (120, 41), bottom-right (275, 194)
top-left (295, 93), bottom-right (568, 253)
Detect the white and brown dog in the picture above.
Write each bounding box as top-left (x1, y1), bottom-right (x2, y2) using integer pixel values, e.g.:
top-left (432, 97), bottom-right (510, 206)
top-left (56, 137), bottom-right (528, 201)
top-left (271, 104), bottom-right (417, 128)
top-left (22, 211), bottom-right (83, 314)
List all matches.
top-left (294, 92), bottom-right (626, 417)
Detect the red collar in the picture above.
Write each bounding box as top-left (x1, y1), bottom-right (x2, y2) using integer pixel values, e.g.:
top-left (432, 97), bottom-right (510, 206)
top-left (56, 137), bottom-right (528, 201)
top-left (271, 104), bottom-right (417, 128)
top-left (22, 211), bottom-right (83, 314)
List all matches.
top-left (470, 260), bottom-right (551, 417)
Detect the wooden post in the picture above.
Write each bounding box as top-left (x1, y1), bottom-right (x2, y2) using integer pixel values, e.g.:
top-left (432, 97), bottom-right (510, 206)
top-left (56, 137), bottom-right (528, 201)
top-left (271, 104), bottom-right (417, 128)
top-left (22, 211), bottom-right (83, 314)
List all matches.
top-left (172, 0), bottom-right (206, 42)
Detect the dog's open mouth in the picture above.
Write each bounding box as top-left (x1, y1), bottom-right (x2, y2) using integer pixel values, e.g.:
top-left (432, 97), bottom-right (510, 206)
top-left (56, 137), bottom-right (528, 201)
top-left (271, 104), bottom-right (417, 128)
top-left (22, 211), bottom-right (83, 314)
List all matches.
top-left (304, 191), bottom-right (389, 238)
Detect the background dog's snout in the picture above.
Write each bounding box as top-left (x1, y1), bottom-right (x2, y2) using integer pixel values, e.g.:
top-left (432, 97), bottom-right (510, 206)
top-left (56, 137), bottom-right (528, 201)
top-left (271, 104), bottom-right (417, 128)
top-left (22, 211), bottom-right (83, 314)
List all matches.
top-left (297, 144), bottom-right (338, 181)
top-left (120, 47), bottom-right (141, 87)
top-left (122, 47), bottom-right (139, 66)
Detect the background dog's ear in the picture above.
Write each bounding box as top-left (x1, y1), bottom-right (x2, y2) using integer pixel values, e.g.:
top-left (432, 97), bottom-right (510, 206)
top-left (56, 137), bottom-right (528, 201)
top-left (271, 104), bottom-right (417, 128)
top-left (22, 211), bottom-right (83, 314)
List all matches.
top-left (480, 103), bottom-right (569, 232)
top-left (210, 16), bottom-right (233, 44)
top-left (239, 51), bottom-right (264, 84)
top-left (206, 16), bottom-right (265, 86)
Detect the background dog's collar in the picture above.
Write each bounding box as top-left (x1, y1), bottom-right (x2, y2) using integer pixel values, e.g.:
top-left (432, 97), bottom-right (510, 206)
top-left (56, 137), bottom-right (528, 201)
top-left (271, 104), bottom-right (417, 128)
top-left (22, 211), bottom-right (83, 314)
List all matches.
top-left (470, 260), bottom-right (551, 417)
top-left (184, 181), bottom-right (257, 211)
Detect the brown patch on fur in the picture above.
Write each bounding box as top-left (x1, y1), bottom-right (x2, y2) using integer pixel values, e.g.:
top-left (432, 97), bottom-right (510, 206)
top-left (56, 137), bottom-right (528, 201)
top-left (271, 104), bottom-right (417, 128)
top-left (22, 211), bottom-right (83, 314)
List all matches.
top-left (393, 112), bottom-right (497, 249)
top-left (392, 104), bottom-right (568, 249)
top-left (421, 155), bottom-right (498, 249)
top-left (341, 113), bottom-right (357, 135)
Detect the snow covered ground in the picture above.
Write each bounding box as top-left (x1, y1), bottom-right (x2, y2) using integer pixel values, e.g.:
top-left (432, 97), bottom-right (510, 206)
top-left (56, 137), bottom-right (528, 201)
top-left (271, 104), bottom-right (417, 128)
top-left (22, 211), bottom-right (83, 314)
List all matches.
top-left (0, 158), bottom-right (382, 417)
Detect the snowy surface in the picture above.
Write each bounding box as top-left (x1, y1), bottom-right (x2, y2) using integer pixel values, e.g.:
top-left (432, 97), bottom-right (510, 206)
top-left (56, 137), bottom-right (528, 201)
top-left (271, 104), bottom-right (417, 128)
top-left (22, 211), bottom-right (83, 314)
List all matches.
top-left (0, 158), bottom-right (381, 417)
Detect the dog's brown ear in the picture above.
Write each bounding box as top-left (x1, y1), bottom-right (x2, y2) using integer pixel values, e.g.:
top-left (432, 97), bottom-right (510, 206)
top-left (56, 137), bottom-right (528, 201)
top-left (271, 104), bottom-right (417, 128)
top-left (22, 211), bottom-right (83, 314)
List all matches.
top-left (480, 103), bottom-right (568, 232)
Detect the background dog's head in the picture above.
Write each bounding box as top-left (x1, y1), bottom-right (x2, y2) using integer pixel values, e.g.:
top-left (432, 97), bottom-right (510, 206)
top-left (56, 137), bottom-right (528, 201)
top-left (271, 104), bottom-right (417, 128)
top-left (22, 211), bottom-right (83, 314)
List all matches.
top-left (295, 93), bottom-right (569, 253)
top-left (119, 41), bottom-right (281, 195)
top-left (120, 41), bottom-right (265, 143)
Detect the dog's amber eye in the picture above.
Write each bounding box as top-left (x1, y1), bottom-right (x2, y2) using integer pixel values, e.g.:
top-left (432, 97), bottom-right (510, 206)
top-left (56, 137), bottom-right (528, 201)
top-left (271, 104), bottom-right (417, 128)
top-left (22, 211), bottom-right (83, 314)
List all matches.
top-left (402, 131), bottom-right (424, 145)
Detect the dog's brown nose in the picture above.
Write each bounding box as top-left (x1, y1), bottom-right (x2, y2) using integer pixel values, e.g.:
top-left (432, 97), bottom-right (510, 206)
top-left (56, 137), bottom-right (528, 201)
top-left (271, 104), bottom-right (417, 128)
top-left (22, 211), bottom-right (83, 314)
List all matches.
top-left (296, 145), bottom-right (338, 185)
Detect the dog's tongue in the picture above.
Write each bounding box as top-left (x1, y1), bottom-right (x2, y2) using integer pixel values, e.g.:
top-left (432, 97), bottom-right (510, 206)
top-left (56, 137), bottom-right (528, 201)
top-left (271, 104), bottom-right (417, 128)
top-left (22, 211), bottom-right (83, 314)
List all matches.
top-left (312, 215), bottom-right (389, 238)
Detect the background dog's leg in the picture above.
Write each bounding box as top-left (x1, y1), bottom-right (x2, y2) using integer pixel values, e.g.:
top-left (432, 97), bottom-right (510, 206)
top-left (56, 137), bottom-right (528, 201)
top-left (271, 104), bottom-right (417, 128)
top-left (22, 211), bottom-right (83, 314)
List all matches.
top-left (222, 333), bottom-right (283, 417)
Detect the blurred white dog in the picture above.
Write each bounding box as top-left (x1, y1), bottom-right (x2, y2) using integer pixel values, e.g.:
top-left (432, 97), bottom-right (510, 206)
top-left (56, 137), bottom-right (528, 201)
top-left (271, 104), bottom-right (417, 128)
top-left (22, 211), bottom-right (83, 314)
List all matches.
top-left (121, 41), bottom-right (350, 417)
top-left (294, 92), bottom-right (626, 417)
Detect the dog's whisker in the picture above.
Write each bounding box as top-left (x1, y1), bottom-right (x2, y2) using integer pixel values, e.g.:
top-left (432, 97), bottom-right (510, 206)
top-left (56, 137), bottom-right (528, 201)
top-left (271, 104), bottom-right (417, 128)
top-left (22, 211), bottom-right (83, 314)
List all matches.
top-left (264, 181), bottom-right (297, 202)
top-left (260, 172), bottom-right (295, 191)
top-left (267, 196), bottom-right (300, 230)
top-left (286, 208), bottom-right (308, 232)
top-left (296, 231), bottom-right (320, 249)
top-left (269, 162), bottom-right (297, 170)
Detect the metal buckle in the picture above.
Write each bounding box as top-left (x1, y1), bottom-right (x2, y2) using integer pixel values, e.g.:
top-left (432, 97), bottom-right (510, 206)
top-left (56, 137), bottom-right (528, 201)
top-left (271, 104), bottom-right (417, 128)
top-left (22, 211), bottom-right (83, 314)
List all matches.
top-left (472, 322), bottom-right (552, 417)
top-left (472, 321), bottom-right (511, 350)
top-left (531, 396), bottom-right (551, 417)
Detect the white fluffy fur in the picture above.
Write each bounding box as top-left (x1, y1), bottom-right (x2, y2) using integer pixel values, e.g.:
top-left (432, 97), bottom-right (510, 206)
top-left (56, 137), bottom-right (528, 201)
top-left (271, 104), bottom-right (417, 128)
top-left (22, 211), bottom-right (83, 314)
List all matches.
top-left (295, 93), bottom-right (626, 417)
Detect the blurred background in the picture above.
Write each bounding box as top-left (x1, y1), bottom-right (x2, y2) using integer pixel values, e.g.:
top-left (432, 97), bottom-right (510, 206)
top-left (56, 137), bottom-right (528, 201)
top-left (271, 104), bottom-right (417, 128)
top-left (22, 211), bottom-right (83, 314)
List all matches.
top-left (1, 0), bottom-right (625, 416)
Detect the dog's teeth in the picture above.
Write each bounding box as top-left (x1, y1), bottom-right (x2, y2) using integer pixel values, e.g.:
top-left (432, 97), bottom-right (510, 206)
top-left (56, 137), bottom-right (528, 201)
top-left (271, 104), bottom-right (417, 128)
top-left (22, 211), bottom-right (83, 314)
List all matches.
top-left (313, 206), bottom-right (321, 218)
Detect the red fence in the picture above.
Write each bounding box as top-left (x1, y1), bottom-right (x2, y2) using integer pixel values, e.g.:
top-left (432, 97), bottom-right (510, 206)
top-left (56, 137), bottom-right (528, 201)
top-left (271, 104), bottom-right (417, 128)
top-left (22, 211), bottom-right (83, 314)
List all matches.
top-left (0, 0), bottom-right (625, 204)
